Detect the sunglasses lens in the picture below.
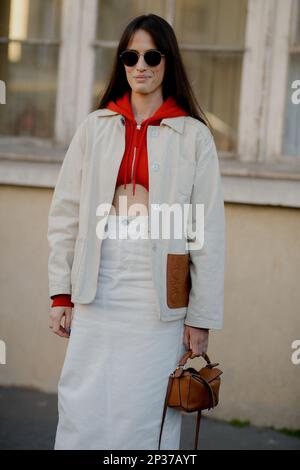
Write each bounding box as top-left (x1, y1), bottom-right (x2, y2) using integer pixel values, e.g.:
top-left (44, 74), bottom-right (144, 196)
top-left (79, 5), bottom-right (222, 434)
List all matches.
top-left (120, 51), bottom-right (138, 66)
top-left (144, 50), bottom-right (162, 66)
top-left (120, 50), bottom-right (163, 67)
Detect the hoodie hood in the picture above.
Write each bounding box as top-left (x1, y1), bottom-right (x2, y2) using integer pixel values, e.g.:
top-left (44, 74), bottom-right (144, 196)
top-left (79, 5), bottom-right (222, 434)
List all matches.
top-left (106, 89), bottom-right (189, 195)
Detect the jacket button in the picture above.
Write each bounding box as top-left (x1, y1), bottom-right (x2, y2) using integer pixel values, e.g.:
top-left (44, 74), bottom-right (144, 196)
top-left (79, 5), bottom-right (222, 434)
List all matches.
top-left (150, 128), bottom-right (159, 137)
top-left (152, 163), bottom-right (160, 171)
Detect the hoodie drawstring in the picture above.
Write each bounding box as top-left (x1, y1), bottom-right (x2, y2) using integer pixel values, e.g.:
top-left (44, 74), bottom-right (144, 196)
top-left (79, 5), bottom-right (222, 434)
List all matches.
top-left (123, 120), bottom-right (135, 191)
top-left (132, 122), bottom-right (148, 196)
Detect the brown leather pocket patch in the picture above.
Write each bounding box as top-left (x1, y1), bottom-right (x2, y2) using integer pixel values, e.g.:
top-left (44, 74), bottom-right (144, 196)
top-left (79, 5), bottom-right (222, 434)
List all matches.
top-left (167, 253), bottom-right (191, 308)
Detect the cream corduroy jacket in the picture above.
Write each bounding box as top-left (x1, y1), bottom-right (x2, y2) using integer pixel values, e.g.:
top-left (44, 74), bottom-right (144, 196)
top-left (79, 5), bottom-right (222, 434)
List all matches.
top-left (47, 108), bottom-right (226, 330)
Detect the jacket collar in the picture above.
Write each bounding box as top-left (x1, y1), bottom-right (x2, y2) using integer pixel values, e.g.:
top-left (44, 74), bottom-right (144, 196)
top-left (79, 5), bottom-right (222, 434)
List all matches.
top-left (94, 108), bottom-right (185, 134)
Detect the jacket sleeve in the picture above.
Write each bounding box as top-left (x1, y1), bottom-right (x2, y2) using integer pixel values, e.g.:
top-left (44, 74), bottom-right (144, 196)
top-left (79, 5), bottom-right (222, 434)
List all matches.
top-left (47, 118), bottom-right (87, 298)
top-left (184, 126), bottom-right (226, 330)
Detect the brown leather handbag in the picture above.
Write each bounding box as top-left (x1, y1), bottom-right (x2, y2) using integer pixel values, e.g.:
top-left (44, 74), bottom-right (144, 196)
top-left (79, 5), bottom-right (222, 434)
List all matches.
top-left (158, 349), bottom-right (223, 450)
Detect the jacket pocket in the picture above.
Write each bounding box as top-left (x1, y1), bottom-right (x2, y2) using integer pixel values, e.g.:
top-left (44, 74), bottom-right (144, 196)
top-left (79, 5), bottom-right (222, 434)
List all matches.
top-left (167, 253), bottom-right (191, 308)
top-left (71, 238), bottom-right (85, 285)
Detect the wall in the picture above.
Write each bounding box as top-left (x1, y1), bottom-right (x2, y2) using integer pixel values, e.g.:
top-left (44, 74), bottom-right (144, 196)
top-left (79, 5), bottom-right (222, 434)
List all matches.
top-left (0, 185), bottom-right (299, 428)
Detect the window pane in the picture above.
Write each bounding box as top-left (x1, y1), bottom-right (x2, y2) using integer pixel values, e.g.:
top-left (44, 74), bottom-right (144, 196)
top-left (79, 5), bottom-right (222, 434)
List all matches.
top-left (282, 54), bottom-right (300, 157)
top-left (0, 0), bottom-right (61, 40)
top-left (282, 0), bottom-right (300, 157)
top-left (93, 47), bottom-right (116, 109)
top-left (182, 51), bottom-right (242, 151)
top-left (292, 0), bottom-right (300, 46)
top-left (174, 0), bottom-right (247, 152)
top-left (0, 43), bottom-right (59, 138)
top-left (96, 0), bottom-right (167, 41)
top-left (0, 0), bottom-right (61, 139)
top-left (174, 0), bottom-right (248, 47)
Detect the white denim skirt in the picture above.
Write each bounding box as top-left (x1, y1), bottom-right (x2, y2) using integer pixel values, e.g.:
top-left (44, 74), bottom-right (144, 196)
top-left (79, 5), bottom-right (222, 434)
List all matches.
top-left (54, 215), bottom-right (186, 450)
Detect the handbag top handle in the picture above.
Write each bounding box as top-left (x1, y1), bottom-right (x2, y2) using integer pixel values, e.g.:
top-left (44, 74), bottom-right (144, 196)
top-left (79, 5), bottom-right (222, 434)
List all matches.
top-left (174, 350), bottom-right (220, 378)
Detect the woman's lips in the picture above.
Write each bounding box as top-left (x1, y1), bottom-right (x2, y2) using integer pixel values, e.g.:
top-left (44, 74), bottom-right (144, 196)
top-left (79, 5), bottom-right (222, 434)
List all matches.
top-left (135, 76), bottom-right (148, 80)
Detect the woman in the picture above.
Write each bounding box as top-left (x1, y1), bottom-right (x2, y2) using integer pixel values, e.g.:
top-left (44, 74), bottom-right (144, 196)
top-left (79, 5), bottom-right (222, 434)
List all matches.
top-left (48, 14), bottom-right (225, 450)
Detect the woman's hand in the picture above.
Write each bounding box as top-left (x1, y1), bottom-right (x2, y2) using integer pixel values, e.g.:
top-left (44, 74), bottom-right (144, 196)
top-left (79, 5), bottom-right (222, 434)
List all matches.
top-left (49, 306), bottom-right (73, 338)
top-left (183, 325), bottom-right (209, 358)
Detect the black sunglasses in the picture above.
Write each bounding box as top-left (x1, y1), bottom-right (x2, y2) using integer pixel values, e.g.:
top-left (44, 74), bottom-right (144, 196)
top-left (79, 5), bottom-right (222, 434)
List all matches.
top-left (119, 49), bottom-right (165, 67)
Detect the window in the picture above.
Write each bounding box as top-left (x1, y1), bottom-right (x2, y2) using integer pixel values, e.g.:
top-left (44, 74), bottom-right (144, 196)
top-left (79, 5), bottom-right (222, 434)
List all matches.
top-left (93, 0), bottom-right (248, 153)
top-left (0, 0), bottom-right (249, 153)
top-left (282, 0), bottom-right (300, 158)
top-left (1, 0), bottom-right (299, 208)
top-left (0, 0), bottom-right (62, 139)
top-left (174, 0), bottom-right (248, 153)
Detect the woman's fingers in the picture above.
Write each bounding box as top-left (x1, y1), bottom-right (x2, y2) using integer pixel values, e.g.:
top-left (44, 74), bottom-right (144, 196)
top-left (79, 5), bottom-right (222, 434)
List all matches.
top-left (183, 325), bottom-right (209, 358)
top-left (57, 325), bottom-right (70, 338)
top-left (49, 307), bottom-right (72, 338)
top-left (51, 315), bottom-right (67, 337)
top-left (183, 327), bottom-right (190, 350)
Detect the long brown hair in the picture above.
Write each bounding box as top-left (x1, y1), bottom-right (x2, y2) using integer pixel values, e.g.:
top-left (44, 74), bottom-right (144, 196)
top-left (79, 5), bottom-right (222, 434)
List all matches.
top-left (95, 14), bottom-right (210, 129)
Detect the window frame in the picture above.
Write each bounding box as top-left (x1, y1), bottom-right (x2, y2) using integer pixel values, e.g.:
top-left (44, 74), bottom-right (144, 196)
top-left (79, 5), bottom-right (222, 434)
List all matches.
top-left (0, 0), bottom-right (65, 146)
top-left (263, 0), bottom-right (300, 164)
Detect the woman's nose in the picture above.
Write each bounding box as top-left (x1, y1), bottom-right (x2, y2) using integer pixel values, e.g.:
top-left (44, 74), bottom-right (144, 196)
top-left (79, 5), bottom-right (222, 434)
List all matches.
top-left (136, 55), bottom-right (147, 70)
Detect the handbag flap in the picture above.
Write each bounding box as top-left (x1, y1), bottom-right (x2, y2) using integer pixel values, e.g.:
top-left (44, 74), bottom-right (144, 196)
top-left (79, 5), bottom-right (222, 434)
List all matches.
top-left (197, 366), bottom-right (223, 383)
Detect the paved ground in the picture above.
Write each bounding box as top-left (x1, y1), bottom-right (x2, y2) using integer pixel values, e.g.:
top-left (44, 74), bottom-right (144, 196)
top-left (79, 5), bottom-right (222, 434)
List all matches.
top-left (0, 386), bottom-right (299, 450)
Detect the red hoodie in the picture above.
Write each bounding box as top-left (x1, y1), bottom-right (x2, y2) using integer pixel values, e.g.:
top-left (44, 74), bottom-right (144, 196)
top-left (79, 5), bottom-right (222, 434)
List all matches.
top-left (51, 90), bottom-right (188, 308)
top-left (107, 89), bottom-right (188, 195)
